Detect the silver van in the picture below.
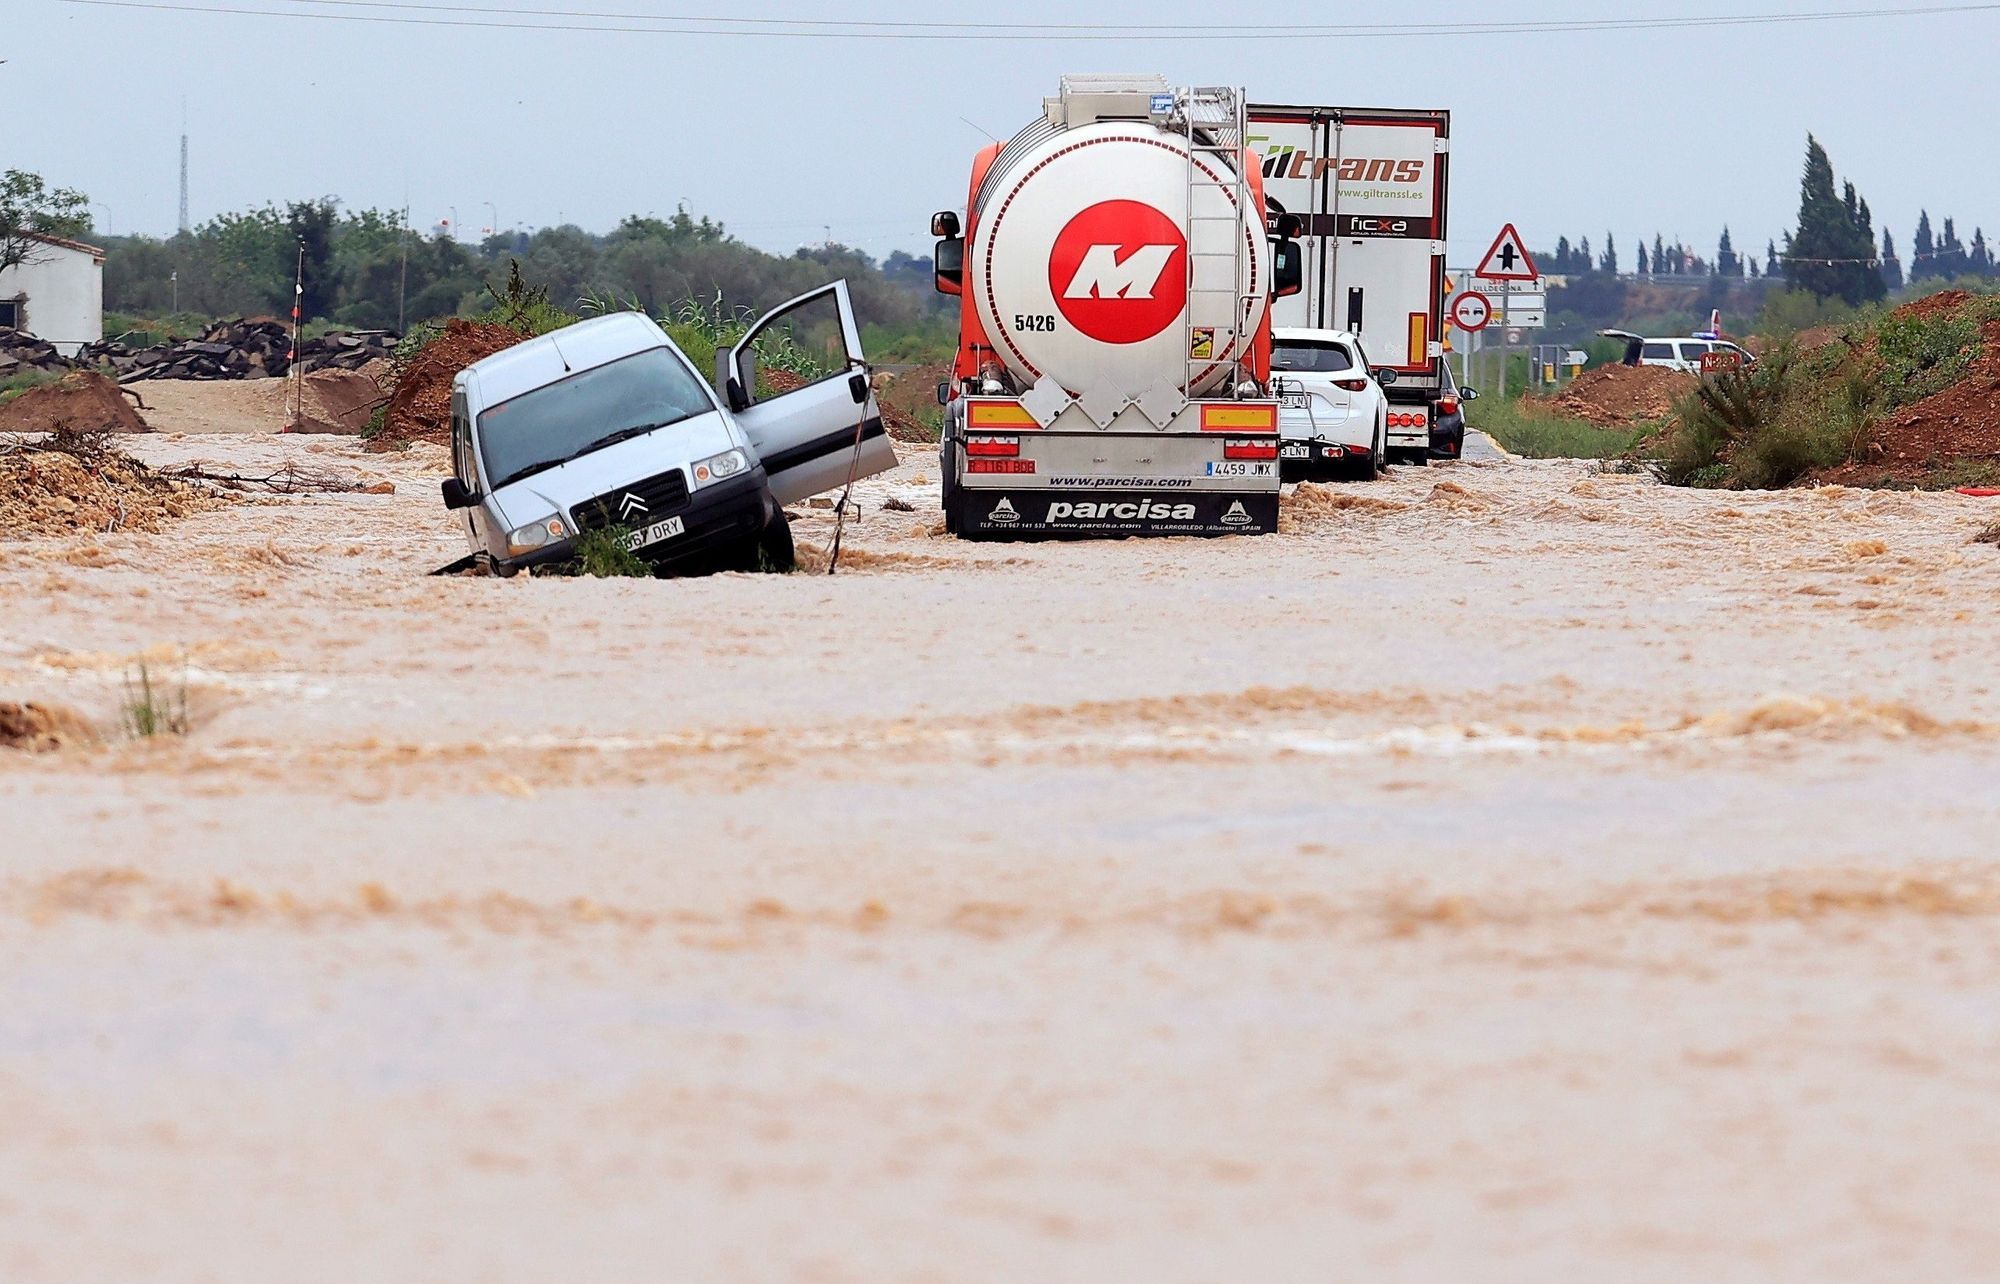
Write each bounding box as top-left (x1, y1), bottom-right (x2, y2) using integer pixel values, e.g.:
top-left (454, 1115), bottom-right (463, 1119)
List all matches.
top-left (441, 282), bottom-right (897, 574)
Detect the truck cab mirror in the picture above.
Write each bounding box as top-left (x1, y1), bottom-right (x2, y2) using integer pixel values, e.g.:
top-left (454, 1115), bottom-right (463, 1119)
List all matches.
top-left (931, 210), bottom-right (961, 238)
top-left (1373, 367), bottom-right (1399, 387)
top-left (440, 477), bottom-right (479, 510)
top-left (934, 235), bottom-right (965, 295)
top-left (1271, 238), bottom-right (1303, 299)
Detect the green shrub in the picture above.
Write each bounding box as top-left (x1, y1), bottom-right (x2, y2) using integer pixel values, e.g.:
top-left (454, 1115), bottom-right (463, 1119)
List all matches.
top-left (1875, 306), bottom-right (1983, 409)
top-left (568, 527), bottom-right (652, 578)
top-left (1474, 397), bottom-right (1650, 459)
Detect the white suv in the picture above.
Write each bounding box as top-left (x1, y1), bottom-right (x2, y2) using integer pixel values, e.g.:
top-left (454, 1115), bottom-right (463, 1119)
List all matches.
top-left (1270, 327), bottom-right (1393, 482)
top-left (1600, 330), bottom-right (1756, 376)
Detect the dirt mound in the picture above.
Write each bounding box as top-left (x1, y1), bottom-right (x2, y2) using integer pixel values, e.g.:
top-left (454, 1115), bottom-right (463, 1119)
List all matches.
top-left (1890, 290), bottom-right (1974, 322)
top-left (1843, 317), bottom-right (2000, 482)
top-left (0, 430), bottom-right (224, 538)
top-left (1550, 364), bottom-right (1695, 426)
top-left (0, 702), bottom-right (97, 752)
top-left (0, 371), bottom-right (148, 434)
top-left (874, 363), bottom-right (950, 442)
top-left (288, 368), bottom-right (388, 435)
top-left (1791, 326), bottom-right (1844, 352)
top-left (372, 320), bottom-right (526, 449)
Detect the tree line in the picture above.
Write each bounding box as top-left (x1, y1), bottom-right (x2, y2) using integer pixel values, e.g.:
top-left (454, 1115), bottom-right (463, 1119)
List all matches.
top-left (93, 200), bottom-right (944, 339)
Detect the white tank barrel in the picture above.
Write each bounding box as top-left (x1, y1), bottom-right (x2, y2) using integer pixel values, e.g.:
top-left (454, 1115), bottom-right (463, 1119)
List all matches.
top-left (968, 113), bottom-right (1267, 402)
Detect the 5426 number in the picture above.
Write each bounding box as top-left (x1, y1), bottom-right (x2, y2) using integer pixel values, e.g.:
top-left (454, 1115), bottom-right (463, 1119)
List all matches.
top-left (1013, 314), bottom-right (1057, 333)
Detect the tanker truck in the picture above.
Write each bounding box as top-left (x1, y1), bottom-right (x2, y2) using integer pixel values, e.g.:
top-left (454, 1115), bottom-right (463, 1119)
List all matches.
top-left (929, 75), bottom-right (1304, 539)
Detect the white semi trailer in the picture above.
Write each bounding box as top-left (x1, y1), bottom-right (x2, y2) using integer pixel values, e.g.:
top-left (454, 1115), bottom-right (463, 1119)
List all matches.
top-left (1248, 104), bottom-right (1451, 463)
top-left (929, 75), bottom-right (1305, 539)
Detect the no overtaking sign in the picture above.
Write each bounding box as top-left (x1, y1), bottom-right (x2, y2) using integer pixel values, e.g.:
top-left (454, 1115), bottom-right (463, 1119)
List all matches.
top-left (1450, 291), bottom-right (1492, 332)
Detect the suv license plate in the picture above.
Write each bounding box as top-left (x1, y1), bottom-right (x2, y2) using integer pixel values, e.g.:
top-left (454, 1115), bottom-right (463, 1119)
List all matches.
top-left (1279, 444), bottom-right (1310, 459)
top-left (617, 516), bottom-right (686, 551)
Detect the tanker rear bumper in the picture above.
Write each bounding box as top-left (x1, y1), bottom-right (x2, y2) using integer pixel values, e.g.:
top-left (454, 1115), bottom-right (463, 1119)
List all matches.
top-left (947, 485), bottom-right (1277, 539)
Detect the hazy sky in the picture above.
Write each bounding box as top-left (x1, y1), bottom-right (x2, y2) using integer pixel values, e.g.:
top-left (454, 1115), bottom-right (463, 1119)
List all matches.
top-left (9, 1), bottom-right (2000, 270)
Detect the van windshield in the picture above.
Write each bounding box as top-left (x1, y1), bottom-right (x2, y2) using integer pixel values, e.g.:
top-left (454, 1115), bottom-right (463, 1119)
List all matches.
top-left (477, 348), bottom-right (716, 489)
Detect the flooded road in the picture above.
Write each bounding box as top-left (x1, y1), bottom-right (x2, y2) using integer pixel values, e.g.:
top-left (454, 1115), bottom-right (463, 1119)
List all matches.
top-left (4, 434), bottom-right (1999, 1281)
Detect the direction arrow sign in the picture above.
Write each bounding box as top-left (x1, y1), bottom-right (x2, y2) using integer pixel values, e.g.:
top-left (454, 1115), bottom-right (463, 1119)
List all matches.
top-left (1450, 290), bottom-right (1492, 332)
top-left (1475, 223), bottom-right (1540, 281)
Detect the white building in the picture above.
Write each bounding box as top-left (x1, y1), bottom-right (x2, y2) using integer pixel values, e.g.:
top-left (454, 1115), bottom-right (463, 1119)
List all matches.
top-left (0, 232), bottom-right (105, 356)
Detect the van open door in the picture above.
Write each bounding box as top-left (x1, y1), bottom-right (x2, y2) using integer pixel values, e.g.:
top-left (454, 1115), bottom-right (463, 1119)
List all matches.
top-left (718, 281), bottom-right (898, 506)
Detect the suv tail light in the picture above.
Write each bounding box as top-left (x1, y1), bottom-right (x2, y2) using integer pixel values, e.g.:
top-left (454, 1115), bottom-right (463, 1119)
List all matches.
top-left (1438, 396), bottom-right (1459, 416)
top-left (1334, 377), bottom-right (1369, 392)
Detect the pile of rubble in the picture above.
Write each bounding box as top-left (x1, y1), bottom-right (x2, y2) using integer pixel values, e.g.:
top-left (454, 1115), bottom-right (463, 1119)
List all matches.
top-left (86, 320), bottom-right (399, 382)
top-left (3, 321), bottom-right (399, 383)
top-left (373, 319), bottom-right (525, 448)
top-left (0, 327), bottom-right (72, 377)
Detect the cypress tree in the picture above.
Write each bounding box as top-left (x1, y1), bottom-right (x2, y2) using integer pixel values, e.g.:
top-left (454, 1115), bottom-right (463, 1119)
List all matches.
top-left (1717, 226), bottom-right (1739, 277)
top-left (1601, 232), bottom-right (1618, 274)
top-left (1972, 228), bottom-right (1991, 275)
top-left (1636, 243), bottom-right (1649, 274)
top-left (1913, 211), bottom-right (1936, 282)
top-left (1653, 233), bottom-right (1667, 276)
top-left (1788, 136), bottom-right (1885, 304)
top-left (1767, 239), bottom-right (1780, 276)
top-left (1880, 228), bottom-right (1903, 291)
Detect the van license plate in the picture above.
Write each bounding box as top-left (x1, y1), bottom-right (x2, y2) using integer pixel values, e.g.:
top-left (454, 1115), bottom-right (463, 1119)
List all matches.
top-left (617, 516), bottom-right (686, 551)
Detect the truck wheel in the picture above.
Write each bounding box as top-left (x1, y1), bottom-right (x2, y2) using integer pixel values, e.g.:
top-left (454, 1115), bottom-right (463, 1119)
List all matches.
top-left (939, 438), bottom-right (961, 535)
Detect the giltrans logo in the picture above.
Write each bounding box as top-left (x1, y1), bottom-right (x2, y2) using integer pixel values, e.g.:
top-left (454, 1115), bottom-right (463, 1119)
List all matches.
top-left (1252, 142), bottom-right (1426, 186)
top-left (1047, 200), bottom-right (1188, 346)
top-left (1047, 499), bottom-right (1199, 523)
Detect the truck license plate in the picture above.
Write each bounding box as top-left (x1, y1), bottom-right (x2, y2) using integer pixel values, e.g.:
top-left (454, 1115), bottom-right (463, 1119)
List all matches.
top-left (616, 516), bottom-right (686, 551)
top-left (1206, 461), bottom-right (1275, 478)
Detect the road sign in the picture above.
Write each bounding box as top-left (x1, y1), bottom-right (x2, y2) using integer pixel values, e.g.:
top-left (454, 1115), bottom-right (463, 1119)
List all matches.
top-left (1449, 290), bottom-right (1492, 332)
top-left (1475, 223), bottom-right (1540, 281)
top-left (1506, 328), bottom-right (1524, 345)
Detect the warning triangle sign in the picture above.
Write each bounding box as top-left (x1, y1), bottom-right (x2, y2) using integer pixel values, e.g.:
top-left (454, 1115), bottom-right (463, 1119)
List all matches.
top-left (1474, 224), bottom-right (1539, 281)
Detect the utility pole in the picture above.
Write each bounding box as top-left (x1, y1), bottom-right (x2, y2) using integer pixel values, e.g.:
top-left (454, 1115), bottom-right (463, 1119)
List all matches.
top-left (178, 97), bottom-right (190, 233)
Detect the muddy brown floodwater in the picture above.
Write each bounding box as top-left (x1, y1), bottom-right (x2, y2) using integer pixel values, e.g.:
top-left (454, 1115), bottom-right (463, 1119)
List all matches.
top-left (4, 431), bottom-right (2000, 1282)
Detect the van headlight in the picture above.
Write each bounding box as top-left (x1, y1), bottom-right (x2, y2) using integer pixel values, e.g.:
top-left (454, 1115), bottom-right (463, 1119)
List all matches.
top-left (690, 448), bottom-right (749, 489)
top-left (506, 516), bottom-right (568, 557)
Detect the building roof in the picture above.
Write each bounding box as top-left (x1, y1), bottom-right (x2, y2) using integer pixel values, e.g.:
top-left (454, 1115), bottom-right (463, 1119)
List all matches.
top-left (10, 229), bottom-right (106, 258)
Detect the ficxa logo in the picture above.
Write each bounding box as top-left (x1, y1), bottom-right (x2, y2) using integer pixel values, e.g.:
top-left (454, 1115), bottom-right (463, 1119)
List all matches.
top-left (1046, 499), bottom-right (1199, 522)
top-left (1047, 200), bottom-right (1187, 345)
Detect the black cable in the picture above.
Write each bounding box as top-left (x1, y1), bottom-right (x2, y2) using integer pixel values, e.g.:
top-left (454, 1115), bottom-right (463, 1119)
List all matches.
top-left (54, 0), bottom-right (2000, 40)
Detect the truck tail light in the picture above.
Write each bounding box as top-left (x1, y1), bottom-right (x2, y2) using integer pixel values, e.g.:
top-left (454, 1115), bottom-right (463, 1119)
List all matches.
top-left (1224, 439), bottom-right (1279, 461)
top-left (965, 435), bottom-right (1019, 458)
top-left (1334, 378), bottom-right (1369, 392)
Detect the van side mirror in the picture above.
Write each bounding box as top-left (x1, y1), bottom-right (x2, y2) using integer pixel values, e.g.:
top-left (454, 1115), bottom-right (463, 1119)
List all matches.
top-left (1373, 367), bottom-right (1399, 387)
top-left (934, 236), bottom-right (965, 295)
top-left (715, 350), bottom-right (755, 411)
top-left (440, 477), bottom-right (479, 510)
top-left (1271, 237), bottom-right (1303, 299)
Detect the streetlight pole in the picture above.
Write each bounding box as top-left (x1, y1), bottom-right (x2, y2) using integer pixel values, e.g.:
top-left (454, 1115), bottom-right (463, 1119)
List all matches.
top-left (448, 206), bottom-right (459, 242)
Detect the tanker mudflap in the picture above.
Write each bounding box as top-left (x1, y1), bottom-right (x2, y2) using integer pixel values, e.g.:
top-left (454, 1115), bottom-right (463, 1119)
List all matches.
top-left (947, 488), bottom-right (1278, 539)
